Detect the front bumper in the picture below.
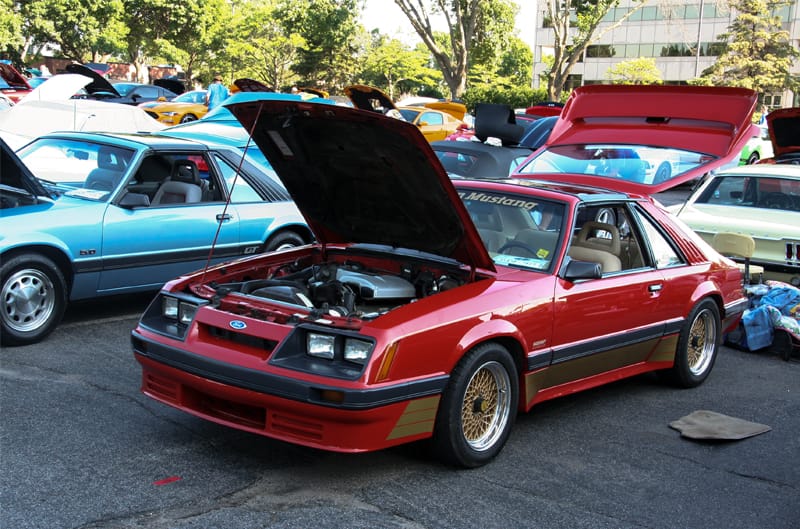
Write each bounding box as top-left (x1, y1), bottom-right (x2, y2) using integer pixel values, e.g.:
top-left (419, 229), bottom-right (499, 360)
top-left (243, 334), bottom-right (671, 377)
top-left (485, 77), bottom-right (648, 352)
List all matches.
top-left (132, 329), bottom-right (448, 452)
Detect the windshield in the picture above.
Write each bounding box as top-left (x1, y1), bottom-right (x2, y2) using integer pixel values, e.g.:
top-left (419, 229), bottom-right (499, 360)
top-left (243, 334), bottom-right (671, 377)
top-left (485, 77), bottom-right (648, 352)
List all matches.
top-left (174, 91), bottom-right (205, 104)
top-left (16, 138), bottom-right (135, 200)
top-left (398, 108), bottom-right (421, 122)
top-left (459, 189), bottom-right (566, 272)
top-left (112, 83), bottom-right (138, 96)
top-left (516, 144), bottom-right (712, 186)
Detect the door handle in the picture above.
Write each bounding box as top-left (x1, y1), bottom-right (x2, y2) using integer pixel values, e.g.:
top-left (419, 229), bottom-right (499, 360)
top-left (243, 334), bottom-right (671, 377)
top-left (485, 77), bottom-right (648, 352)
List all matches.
top-left (648, 284), bottom-right (663, 293)
top-left (216, 213), bottom-right (232, 221)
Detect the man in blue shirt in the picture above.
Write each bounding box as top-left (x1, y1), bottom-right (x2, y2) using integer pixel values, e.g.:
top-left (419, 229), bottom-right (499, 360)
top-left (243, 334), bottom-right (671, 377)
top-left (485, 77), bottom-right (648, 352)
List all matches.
top-left (205, 75), bottom-right (229, 110)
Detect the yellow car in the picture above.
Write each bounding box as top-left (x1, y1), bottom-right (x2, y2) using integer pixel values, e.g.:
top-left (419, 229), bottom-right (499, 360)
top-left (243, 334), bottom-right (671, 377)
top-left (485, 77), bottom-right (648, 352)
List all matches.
top-left (139, 90), bottom-right (208, 125)
top-left (397, 101), bottom-right (466, 142)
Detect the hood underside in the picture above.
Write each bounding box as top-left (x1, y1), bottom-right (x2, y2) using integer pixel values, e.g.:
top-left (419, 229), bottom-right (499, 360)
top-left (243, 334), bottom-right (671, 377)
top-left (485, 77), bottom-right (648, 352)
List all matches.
top-left (226, 99), bottom-right (494, 271)
top-left (1, 137), bottom-right (48, 198)
top-left (527, 85), bottom-right (758, 194)
top-left (766, 107), bottom-right (800, 160)
top-left (66, 63), bottom-right (120, 96)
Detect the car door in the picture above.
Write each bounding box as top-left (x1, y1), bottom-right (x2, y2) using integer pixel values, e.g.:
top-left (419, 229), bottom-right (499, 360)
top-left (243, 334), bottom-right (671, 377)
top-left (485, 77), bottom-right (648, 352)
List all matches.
top-left (545, 203), bottom-right (682, 387)
top-left (96, 152), bottom-right (242, 293)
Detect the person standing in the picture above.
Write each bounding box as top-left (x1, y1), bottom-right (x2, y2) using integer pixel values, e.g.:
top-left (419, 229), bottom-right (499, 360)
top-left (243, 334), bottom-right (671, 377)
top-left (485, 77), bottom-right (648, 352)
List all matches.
top-left (205, 75), bottom-right (229, 110)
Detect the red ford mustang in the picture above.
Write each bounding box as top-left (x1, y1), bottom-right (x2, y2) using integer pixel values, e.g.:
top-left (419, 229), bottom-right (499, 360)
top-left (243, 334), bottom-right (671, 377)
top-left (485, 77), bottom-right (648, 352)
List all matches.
top-left (132, 85), bottom-right (756, 467)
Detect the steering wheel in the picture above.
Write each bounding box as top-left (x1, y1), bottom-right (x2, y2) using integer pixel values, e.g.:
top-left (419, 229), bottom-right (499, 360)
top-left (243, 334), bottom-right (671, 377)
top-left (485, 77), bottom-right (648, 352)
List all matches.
top-left (498, 241), bottom-right (539, 257)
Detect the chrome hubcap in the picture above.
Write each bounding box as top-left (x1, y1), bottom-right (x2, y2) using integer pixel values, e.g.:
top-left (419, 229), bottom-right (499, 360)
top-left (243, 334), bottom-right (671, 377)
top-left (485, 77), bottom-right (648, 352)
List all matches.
top-left (461, 361), bottom-right (511, 451)
top-left (2, 269), bottom-right (56, 333)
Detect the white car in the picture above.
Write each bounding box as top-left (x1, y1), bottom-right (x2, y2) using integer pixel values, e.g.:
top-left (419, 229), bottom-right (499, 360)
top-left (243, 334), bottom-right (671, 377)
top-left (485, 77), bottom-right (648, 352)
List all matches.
top-left (669, 164), bottom-right (800, 285)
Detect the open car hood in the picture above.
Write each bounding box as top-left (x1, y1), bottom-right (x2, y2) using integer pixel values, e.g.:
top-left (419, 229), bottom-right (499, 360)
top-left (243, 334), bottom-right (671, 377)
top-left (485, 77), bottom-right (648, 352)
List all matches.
top-left (65, 64), bottom-right (120, 97)
top-left (1, 137), bottom-right (49, 198)
top-left (766, 107), bottom-right (800, 160)
top-left (17, 73), bottom-right (93, 103)
top-left (0, 63), bottom-right (31, 90)
top-left (517, 85), bottom-right (758, 195)
top-left (153, 78), bottom-right (184, 95)
top-left (233, 78), bottom-right (271, 92)
top-left (226, 99), bottom-right (494, 271)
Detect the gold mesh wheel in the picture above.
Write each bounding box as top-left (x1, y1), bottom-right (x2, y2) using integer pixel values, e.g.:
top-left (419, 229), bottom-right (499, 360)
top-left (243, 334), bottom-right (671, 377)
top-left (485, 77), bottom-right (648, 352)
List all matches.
top-left (687, 308), bottom-right (716, 376)
top-left (460, 360), bottom-right (512, 451)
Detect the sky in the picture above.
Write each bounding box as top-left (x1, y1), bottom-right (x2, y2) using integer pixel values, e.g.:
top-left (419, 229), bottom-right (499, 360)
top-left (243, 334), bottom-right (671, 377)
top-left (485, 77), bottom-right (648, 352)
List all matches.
top-left (360, 0), bottom-right (537, 49)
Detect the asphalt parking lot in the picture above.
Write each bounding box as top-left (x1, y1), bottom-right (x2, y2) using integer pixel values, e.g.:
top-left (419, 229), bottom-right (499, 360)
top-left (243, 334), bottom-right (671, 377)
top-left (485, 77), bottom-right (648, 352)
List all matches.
top-left (1, 292), bottom-right (798, 529)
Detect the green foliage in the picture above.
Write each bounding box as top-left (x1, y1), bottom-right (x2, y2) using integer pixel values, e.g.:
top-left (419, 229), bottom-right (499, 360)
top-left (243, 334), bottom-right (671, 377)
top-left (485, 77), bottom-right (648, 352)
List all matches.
top-left (461, 85), bottom-right (550, 113)
top-left (0, 0), bottom-right (24, 59)
top-left (275, 0), bottom-right (361, 92)
top-left (359, 36), bottom-right (439, 100)
top-left (607, 57), bottom-right (663, 85)
top-left (695, 0), bottom-right (798, 94)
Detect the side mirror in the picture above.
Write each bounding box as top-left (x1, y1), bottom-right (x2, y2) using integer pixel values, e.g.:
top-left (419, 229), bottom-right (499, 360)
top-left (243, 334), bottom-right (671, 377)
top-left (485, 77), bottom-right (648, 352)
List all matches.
top-left (417, 121), bottom-right (429, 127)
top-left (561, 258), bottom-right (602, 281)
top-left (118, 192), bottom-right (150, 208)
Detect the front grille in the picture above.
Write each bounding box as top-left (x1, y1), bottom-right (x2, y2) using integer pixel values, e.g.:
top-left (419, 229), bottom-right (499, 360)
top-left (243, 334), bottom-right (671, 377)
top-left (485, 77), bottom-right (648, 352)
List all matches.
top-left (204, 324), bottom-right (278, 359)
top-left (786, 242), bottom-right (800, 266)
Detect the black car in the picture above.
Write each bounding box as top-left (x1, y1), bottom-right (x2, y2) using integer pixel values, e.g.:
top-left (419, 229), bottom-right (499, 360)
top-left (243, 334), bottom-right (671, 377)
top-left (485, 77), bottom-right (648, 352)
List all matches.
top-left (66, 64), bottom-right (181, 105)
top-left (433, 104), bottom-right (557, 179)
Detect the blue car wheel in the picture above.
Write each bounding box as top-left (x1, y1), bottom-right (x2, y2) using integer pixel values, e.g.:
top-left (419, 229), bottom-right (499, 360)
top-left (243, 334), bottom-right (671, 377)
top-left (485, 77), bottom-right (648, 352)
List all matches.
top-left (1, 253), bottom-right (68, 346)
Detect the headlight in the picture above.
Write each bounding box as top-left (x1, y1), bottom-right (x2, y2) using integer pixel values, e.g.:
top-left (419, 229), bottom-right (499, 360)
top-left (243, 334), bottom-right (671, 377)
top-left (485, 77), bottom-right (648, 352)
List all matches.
top-left (343, 338), bottom-right (371, 364)
top-left (307, 333), bottom-right (335, 359)
top-left (162, 296), bottom-right (200, 325)
top-left (162, 296), bottom-right (179, 319)
top-left (163, 111), bottom-right (178, 116)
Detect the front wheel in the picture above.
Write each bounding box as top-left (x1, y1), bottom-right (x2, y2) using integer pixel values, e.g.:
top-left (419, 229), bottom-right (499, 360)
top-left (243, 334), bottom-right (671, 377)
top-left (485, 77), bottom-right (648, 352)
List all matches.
top-left (264, 230), bottom-right (305, 252)
top-left (663, 299), bottom-right (720, 387)
top-left (432, 343), bottom-right (518, 467)
top-left (1, 253), bottom-right (68, 346)
top-left (180, 114), bottom-right (198, 123)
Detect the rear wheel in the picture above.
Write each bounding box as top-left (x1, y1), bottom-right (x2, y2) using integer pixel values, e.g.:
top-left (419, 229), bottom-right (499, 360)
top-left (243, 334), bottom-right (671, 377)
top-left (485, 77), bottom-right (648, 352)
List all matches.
top-left (746, 152), bottom-right (760, 164)
top-left (1, 253), bottom-right (68, 346)
top-left (663, 299), bottom-right (720, 387)
top-left (432, 343), bottom-right (518, 467)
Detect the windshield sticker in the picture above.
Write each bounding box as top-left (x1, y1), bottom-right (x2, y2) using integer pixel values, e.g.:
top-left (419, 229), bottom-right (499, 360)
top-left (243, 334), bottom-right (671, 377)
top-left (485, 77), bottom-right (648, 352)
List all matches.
top-left (458, 191), bottom-right (539, 211)
top-left (493, 254), bottom-right (549, 270)
top-left (267, 130), bottom-right (294, 158)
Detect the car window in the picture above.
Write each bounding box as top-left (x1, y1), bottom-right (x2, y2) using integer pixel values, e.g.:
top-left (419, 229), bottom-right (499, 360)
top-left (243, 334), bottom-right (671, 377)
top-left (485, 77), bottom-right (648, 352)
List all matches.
top-left (121, 153), bottom-right (222, 206)
top-left (569, 204), bottom-right (651, 274)
top-left (398, 109), bottom-right (420, 122)
top-left (16, 138), bottom-right (135, 199)
top-left (459, 189), bottom-right (566, 272)
top-left (635, 209), bottom-right (683, 269)
top-left (214, 155), bottom-right (262, 203)
top-left (421, 112), bottom-right (443, 126)
top-left (697, 175), bottom-right (800, 211)
top-left (134, 86), bottom-right (158, 99)
top-left (436, 151), bottom-right (478, 176)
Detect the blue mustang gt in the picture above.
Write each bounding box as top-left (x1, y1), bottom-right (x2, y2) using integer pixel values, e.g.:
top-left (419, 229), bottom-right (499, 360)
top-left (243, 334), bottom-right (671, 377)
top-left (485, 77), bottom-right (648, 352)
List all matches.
top-left (1, 131), bottom-right (311, 346)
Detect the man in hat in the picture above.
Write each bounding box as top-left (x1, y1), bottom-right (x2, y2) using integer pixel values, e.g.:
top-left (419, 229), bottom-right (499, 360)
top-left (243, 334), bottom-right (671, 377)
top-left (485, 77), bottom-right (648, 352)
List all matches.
top-left (205, 74), bottom-right (229, 110)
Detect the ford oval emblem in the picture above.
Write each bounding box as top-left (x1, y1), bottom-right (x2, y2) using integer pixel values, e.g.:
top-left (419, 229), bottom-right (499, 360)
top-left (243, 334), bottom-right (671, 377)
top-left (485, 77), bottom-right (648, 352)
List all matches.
top-left (229, 320), bottom-right (247, 330)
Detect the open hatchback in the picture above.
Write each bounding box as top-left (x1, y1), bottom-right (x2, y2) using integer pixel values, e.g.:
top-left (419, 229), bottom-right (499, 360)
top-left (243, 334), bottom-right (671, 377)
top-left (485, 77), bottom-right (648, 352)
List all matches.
top-left (132, 86), bottom-right (752, 467)
top-left (514, 85), bottom-right (758, 195)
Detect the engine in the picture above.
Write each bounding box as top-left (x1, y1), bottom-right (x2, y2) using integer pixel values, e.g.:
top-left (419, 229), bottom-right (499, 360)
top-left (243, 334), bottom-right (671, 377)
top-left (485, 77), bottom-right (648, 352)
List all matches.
top-left (216, 262), bottom-right (462, 319)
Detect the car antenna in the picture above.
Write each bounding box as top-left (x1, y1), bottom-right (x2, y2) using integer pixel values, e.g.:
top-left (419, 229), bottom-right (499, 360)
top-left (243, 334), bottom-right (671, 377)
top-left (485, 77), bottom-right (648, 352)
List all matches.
top-left (200, 101), bottom-right (265, 283)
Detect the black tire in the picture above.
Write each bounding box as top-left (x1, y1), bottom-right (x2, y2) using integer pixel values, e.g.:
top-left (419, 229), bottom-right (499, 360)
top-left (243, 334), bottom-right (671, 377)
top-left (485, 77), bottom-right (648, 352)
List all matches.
top-left (432, 342), bottom-right (518, 468)
top-left (1, 253), bottom-right (68, 346)
top-left (264, 231), bottom-right (305, 252)
top-left (746, 152), bottom-right (760, 164)
top-left (663, 299), bottom-right (720, 388)
top-left (180, 114), bottom-right (198, 123)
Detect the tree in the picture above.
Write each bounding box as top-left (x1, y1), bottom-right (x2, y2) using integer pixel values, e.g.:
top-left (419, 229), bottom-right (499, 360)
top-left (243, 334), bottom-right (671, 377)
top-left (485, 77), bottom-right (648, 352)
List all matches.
top-left (360, 35), bottom-right (438, 100)
top-left (0, 0), bottom-right (24, 61)
top-left (19, 0), bottom-right (127, 63)
top-left (225, 0), bottom-right (305, 90)
top-left (694, 0), bottom-right (798, 95)
top-left (276, 0), bottom-right (362, 92)
top-left (392, 0), bottom-right (517, 99)
top-left (607, 57), bottom-right (663, 84)
top-left (153, 0), bottom-right (231, 86)
top-left (543, 0), bottom-right (648, 100)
